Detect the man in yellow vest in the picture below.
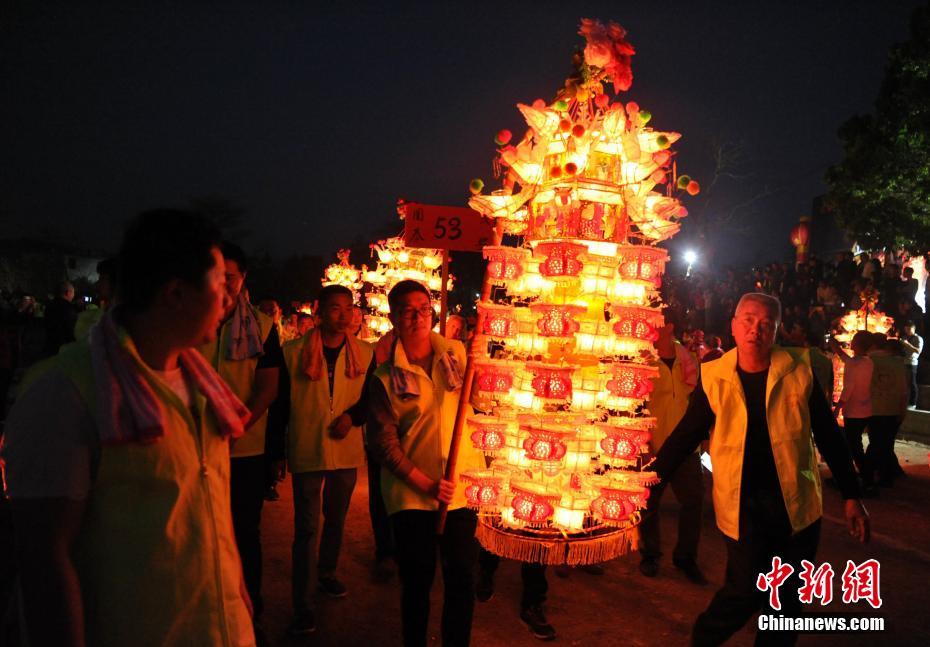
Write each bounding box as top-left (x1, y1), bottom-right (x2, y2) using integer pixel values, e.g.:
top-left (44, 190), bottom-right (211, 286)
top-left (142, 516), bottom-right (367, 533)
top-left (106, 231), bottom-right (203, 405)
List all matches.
top-left (282, 284), bottom-right (373, 635)
top-left (367, 280), bottom-right (483, 647)
top-left (652, 292), bottom-right (870, 646)
top-left (639, 323), bottom-right (706, 585)
top-left (3, 210), bottom-right (255, 646)
top-left (198, 242), bottom-right (284, 636)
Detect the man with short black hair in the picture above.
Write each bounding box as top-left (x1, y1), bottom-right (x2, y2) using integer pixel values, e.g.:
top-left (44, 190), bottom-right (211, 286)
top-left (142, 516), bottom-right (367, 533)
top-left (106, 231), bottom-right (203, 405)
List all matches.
top-left (198, 242), bottom-right (284, 636)
top-left (283, 284), bottom-right (372, 635)
top-left (3, 210), bottom-right (255, 646)
top-left (899, 320), bottom-right (923, 408)
top-left (653, 292), bottom-right (869, 646)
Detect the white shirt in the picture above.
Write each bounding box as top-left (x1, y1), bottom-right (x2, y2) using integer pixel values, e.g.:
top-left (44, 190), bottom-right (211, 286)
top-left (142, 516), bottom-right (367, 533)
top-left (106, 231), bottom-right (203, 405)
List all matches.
top-left (840, 355), bottom-right (874, 419)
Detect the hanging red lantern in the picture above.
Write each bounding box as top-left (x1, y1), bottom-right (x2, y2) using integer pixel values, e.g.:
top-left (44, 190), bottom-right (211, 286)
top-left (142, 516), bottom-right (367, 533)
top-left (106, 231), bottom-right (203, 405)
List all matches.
top-left (535, 241), bottom-right (586, 281)
top-left (528, 363), bottom-right (574, 401)
top-left (606, 363), bottom-right (657, 399)
top-left (531, 303), bottom-right (586, 338)
top-left (789, 216), bottom-right (811, 265)
top-left (616, 245), bottom-right (668, 287)
top-left (478, 303), bottom-right (518, 339)
top-left (469, 418), bottom-right (508, 454)
top-left (461, 472), bottom-right (503, 509)
top-left (599, 428), bottom-right (651, 461)
top-left (483, 246), bottom-right (530, 283)
top-left (510, 484), bottom-right (558, 525)
top-left (522, 428), bottom-right (569, 462)
top-left (591, 486), bottom-right (649, 526)
top-left (611, 305), bottom-right (664, 341)
top-left (475, 361), bottom-right (518, 394)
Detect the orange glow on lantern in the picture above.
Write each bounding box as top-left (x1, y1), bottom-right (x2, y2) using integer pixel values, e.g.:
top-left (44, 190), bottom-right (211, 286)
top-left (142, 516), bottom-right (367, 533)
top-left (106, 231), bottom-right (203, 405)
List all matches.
top-left (535, 241), bottom-right (586, 280)
top-left (483, 246), bottom-right (530, 284)
top-left (528, 363), bottom-right (575, 401)
top-left (616, 245), bottom-right (668, 287)
top-left (531, 303), bottom-right (586, 337)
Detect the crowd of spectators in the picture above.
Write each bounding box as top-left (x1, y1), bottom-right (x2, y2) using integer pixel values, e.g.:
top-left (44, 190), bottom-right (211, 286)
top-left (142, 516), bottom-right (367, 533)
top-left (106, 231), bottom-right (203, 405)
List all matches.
top-left (660, 251), bottom-right (927, 355)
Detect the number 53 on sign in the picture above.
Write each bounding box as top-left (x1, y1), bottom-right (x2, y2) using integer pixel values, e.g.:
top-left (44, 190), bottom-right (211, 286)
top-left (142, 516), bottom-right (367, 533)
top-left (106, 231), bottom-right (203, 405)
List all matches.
top-left (403, 203), bottom-right (495, 252)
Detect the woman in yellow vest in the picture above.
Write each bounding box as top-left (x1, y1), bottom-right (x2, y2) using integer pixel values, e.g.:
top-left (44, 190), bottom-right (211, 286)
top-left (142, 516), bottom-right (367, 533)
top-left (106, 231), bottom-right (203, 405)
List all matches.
top-left (3, 210), bottom-right (255, 647)
top-left (197, 242), bottom-right (284, 634)
top-left (282, 284), bottom-right (373, 636)
top-left (651, 293), bottom-right (869, 646)
top-left (367, 280), bottom-right (483, 647)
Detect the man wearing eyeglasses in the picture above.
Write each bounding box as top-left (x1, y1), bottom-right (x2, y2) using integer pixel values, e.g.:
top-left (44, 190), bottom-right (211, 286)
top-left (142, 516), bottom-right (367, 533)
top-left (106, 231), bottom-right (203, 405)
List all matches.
top-left (651, 292), bottom-right (870, 646)
top-left (366, 280), bottom-right (484, 647)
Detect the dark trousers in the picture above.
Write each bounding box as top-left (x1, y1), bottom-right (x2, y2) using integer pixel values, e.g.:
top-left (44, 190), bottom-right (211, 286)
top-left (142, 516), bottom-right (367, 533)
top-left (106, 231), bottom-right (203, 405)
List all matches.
top-left (640, 451), bottom-right (703, 562)
top-left (867, 415), bottom-right (900, 483)
top-left (478, 548), bottom-right (548, 609)
top-left (907, 364), bottom-right (919, 406)
top-left (230, 455), bottom-right (266, 618)
top-left (292, 468), bottom-right (358, 614)
top-left (843, 417), bottom-right (874, 485)
top-left (366, 449), bottom-right (395, 560)
top-left (693, 519), bottom-right (820, 647)
top-left (392, 508), bottom-right (478, 647)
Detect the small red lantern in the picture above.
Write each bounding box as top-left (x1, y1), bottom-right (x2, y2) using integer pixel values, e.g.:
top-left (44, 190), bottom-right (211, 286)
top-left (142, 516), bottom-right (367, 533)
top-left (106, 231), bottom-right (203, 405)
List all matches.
top-left (789, 216), bottom-right (811, 265)
top-left (606, 363), bottom-right (657, 400)
top-left (461, 471), bottom-right (503, 510)
top-left (468, 418), bottom-right (508, 454)
top-left (522, 429), bottom-right (569, 462)
top-left (531, 303), bottom-right (586, 338)
top-left (616, 245), bottom-right (668, 287)
top-left (478, 303), bottom-right (518, 340)
top-left (510, 484), bottom-right (558, 525)
top-left (483, 246), bottom-right (529, 284)
top-left (591, 486), bottom-right (649, 526)
top-left (475, 361), bottom-right (517, 394)
top-left (528, 363), bottom-right (574, 401)
top-left (535, 241), bottom-right (586, 281)
top-left (611, 305), bottom-right (664, 341)
top-left (599, 429), bottom-right (651, 461)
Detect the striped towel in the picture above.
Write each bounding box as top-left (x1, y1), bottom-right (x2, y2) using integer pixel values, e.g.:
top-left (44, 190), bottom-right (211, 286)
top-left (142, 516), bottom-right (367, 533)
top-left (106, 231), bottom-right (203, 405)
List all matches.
top-left (301, 328), bottom-right (364, 381)
top-left (390, 346), bottom-right (463, 399)
top-left (226, 293), bottom-right (264, 361)
top-left (90, 309), bottom-right (250, 445)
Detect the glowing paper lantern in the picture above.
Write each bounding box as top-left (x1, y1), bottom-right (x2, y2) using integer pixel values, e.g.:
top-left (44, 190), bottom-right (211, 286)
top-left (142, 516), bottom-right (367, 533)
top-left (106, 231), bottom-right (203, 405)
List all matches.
top-left (616, 245), bottom-right (668, 287)
top-left (462, 471), bottom-right (504, 510)
top-left (535, 241), bottom-right (587, 281)
top-left (458, 19), bottom-right (695, 565)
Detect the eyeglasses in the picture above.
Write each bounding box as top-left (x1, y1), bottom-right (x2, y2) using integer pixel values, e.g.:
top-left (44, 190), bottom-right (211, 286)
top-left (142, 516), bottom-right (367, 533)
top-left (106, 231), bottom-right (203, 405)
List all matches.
top-left (399, 306), bottom-right (433, 321)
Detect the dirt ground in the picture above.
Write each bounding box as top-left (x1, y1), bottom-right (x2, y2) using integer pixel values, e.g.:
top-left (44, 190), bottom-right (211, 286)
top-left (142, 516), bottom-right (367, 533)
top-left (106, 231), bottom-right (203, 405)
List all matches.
top-left (257, 440), bottom-right (930, 647)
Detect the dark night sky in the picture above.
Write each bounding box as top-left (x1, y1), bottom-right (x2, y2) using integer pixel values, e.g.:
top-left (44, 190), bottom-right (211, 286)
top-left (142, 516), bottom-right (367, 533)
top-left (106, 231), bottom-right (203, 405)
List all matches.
top-left (2, 1), bottom-right (926, 266)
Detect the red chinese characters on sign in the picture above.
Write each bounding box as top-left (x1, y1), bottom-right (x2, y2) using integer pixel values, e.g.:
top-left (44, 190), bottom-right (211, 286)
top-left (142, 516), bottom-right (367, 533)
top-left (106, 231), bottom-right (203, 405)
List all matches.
top-left (841, 559), bottom-right (882, 609)
top-left (403, 203), bottom-right (495, 251)
top-left (756, 557), bottom-right (794, 611)
top-left (798, 560), bottom-right (834, 606)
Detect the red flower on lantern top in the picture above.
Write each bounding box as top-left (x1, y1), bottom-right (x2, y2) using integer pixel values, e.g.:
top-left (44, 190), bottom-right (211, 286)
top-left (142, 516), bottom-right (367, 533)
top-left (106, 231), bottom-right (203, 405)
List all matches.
top-left (578, 18), bottom-right (636, 93)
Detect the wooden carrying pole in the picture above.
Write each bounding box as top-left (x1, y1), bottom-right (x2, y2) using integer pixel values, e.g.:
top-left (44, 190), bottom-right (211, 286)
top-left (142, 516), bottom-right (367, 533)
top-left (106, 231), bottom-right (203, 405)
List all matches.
top-left (436, 221), bottom-right (503, 534)
top-left (439, 250), bottom-right (449, 336)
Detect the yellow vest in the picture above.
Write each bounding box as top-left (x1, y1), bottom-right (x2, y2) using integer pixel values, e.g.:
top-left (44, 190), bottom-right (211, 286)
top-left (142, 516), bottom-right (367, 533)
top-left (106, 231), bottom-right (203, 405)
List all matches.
top-left (198, 308), bottom-right (275, 458)
top-left (647, 343), bottom-right (696, 450)
top-left (55, 338), bottom-right (254, 647)
top-left (701, 346), bottom-right (822, 540)
top-left (374, 333), bottom-right (483, 516)
top-left (282, 334), bottom-right (373, 473)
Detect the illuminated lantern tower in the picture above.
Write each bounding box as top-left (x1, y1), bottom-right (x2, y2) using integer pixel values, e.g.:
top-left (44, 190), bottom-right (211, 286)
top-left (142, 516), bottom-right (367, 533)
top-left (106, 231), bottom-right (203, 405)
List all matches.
top-left (360, 234), bottom-right (452, 341)
top-left (321, 248), bottom-right (363, 298)
top-left (458, 19), bottom-right (698, 564)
